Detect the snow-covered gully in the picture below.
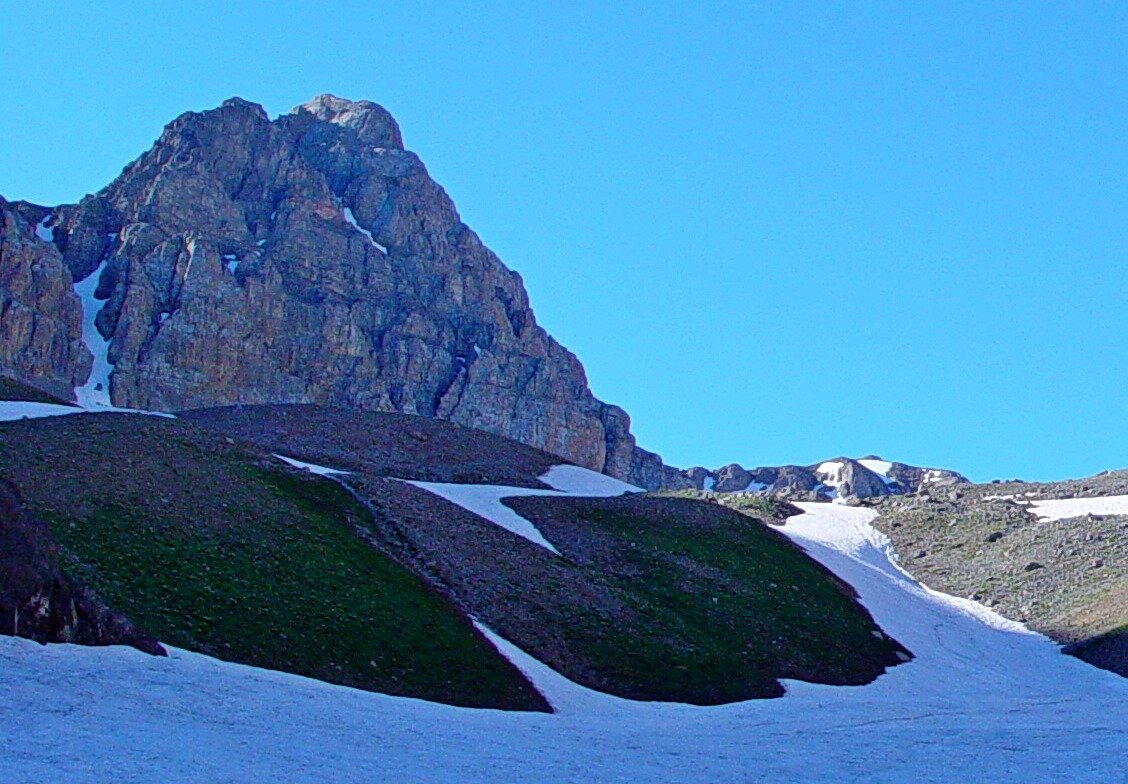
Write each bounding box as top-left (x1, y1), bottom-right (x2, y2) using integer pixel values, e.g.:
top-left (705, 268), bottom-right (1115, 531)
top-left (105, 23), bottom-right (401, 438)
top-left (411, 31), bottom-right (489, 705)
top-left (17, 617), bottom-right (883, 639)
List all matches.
top-left (0, 444), bottom-right (1125, 782)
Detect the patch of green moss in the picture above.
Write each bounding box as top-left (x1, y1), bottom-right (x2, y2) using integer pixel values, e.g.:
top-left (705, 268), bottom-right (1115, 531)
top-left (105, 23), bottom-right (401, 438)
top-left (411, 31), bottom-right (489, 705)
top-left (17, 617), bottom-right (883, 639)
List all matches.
top-left (44, 465), bottom-right (547, 710)
top-left (519, 497), bottom-right (903, 702)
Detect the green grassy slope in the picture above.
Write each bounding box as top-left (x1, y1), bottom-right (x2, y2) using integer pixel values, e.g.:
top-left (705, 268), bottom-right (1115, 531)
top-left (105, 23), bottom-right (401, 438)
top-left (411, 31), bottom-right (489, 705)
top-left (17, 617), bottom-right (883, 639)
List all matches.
top-left (433, 493), bottom-right (909, 703)
top-left (570, 497), bottom-right (905, 699)
top-left (0, 413), bottom-right (548, 710)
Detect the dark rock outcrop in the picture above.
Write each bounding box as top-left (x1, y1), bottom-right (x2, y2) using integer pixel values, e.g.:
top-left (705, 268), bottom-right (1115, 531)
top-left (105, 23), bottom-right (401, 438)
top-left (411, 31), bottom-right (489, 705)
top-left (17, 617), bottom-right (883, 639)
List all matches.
top-left (0, 478), bottom-right (163, 654)
top-left (0, 198), bottom-right (91, 400)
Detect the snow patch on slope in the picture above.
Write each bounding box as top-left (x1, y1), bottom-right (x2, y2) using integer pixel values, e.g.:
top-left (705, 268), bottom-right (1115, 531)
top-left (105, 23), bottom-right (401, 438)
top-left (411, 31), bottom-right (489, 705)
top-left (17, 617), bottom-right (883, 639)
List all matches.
top-left (34, 215), bottom-right (55, 243)
top-left (858, 458), bottom-right (893, 477)
top-left (815, 460), bottom-right (846, 500)
top-left (538, 464), bottom-right (641, 495)
top-left (858, 458), bottom-right (898, 487)
top-left (0, 402), bottom-right (174, 422)
top-left (343, 207), bottom-right (388, 253)
top-left (408, 465), bottom-right (639, 555)
top-left (72, 261), bottom-right (113, 408)
top-left (273, 454), bottom-right (350, 476)
top-left (405, 481), bottom-right (563, 553)
top-left (1028, 495), bottom-right (1128, 521)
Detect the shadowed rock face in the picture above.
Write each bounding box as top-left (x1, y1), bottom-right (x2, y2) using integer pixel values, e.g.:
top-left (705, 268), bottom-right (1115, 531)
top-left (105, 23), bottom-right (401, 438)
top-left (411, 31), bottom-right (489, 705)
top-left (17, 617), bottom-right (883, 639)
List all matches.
top-left (0, 198), bottom-right (91, 400)
top-left (0, 479), bottom-right (163, 655)
top-left (0, 95), bottom-right (680, 487)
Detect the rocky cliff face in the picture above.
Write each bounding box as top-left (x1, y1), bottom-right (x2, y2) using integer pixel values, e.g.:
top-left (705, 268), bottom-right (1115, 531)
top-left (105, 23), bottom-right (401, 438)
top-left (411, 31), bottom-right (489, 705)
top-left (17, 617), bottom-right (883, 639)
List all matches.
top-left (1, 95), bottom-right (678, 487)
top-left (0, 198), bottom-right (91, 400)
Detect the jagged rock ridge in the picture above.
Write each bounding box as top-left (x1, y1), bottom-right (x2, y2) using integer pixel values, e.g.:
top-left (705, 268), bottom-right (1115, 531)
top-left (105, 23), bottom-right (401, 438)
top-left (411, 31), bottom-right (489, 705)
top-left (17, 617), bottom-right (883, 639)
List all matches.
top-left (679, 456), bottom-right (968, 502)
top-left (0, 95), bottom-right (679, 487)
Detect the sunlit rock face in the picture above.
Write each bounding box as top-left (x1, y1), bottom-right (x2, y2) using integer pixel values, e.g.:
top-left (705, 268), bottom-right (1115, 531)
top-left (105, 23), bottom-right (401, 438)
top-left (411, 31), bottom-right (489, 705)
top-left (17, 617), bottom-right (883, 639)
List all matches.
top-left (2, 96), bottom-right (680, 486)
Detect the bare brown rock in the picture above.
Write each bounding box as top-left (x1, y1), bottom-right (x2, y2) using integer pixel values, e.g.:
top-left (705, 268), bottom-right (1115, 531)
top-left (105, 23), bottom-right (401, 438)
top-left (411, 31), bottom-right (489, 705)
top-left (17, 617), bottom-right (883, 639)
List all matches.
top-left (8, 95), bottom-right (674, 487)
top-left (0, 198), bottom-right (91, 400)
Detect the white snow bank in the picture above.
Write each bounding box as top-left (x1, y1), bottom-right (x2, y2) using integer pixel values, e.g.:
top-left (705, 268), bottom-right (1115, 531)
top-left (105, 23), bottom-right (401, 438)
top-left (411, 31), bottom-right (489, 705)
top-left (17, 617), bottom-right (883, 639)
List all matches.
top-left (0, 402), bottom-right (83, 421)
top-left (343, 207), bottom-right (388, 253)
top-left (35, 215), bottom-right (55, 242)
top-left (407, 465), bottom-right (639, 555)
top-left (815, 460), bottom-right (848, 501)
top-left (537, 464), bottom-right (641, 495)
top-left (405, 481), bottom-right (563, 553)
top-left (779, 503), bottom-right (1122, 696)
top-left (1028, 494), bottom-right (1128, 521)
top-left (921, 468), bottom-right (949, 484)
top-left (2, 545), bottom-right (1124, 784)
top-left (858, 458), bottom-right (899, 488)
top-left (273, 454), bottom-right (350, 476)
top-left (0, 401), bottom-right (173, 422)
top-left (72, 261), bottom-right (113, 408)
top-left (858, 458), bottom-right (893, 477)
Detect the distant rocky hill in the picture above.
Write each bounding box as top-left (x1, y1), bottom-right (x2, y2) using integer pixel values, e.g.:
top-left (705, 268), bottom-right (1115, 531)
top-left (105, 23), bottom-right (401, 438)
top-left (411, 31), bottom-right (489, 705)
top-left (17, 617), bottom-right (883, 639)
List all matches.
top-left (870, 473), bottom-right (1128, 677)
top-left (0, 95), bottom-right (683, 488)
top-left (677, 456), bottom-right (968, 501)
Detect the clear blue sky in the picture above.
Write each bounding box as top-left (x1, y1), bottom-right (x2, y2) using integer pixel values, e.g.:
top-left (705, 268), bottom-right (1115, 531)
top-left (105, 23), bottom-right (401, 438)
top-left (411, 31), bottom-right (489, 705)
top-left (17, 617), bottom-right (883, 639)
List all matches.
top-left (4, 2), bottom-right (1127, 482)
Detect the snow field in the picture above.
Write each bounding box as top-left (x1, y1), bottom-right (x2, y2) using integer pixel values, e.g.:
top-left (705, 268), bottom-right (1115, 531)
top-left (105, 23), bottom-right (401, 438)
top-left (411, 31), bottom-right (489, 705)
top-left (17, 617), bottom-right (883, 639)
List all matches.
top-left (1028, 494), bottom-right (1128, 521)
top-left (1, 409), bottom-right (1125, 782)
top-left (1, 499), bottom-right (1124, 783)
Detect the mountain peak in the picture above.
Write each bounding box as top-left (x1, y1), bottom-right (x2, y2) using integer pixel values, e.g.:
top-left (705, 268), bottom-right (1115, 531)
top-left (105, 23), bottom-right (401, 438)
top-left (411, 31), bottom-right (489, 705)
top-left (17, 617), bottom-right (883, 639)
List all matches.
top-left (292, 94), bottom-right (403, 149)
top-left (218, 96), bottom-right (269, 120)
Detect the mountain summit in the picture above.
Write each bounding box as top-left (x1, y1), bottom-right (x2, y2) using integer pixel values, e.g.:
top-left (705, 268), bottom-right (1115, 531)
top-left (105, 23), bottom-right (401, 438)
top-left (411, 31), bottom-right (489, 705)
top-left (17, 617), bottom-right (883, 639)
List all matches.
top-left (0, 95), bottom-right (682, 487)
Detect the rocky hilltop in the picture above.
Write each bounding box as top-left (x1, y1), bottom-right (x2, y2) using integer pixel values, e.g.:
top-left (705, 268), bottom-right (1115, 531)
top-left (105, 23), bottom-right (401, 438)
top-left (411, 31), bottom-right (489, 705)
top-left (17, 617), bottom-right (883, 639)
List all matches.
top-left (0, 96), bottom-right (971, 492)
top-left (679, 456), bottom-right (967, 501)
top-left (0, 95), bottom-right (680, 487)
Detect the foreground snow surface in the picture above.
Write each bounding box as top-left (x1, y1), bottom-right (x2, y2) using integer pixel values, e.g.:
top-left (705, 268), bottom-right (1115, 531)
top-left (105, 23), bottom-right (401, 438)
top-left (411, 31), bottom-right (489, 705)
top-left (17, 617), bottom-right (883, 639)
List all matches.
top-left (0, 401), bottom-right (173, 422)
top-left (2, 500), bottom-right (1125, 783)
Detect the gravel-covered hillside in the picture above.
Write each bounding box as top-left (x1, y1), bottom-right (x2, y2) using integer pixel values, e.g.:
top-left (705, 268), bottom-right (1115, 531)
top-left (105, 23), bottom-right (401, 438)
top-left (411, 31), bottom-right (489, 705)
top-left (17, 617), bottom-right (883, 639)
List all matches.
top-left (871, 475), bottom-right (1128, 675)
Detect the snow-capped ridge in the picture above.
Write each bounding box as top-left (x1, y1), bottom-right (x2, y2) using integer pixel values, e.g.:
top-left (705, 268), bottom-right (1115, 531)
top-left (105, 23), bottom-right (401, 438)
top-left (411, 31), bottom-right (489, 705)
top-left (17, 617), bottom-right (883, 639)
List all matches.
top-left (683, 455), bottom-right (968, 502)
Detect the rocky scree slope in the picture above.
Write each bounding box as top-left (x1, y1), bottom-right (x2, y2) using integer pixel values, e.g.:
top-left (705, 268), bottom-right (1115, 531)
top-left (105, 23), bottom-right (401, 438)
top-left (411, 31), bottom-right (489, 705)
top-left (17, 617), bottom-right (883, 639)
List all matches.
top-left (0, 403), bottom-right (909, 705)
top-left (0, 95), bottom-right (679, 489)
top-left (870, 474), bottom-right (1128, 677)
